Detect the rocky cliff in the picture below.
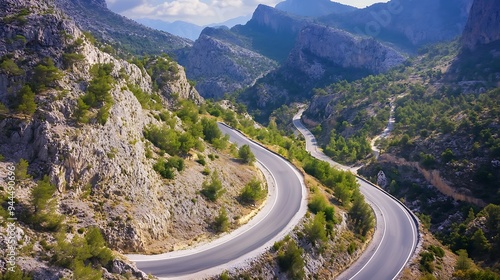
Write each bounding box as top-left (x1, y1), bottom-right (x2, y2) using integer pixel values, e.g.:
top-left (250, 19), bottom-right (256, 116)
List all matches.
top-left (288, 24), bottom-right (405, 78)
top-left (184, 33), bottom-right (277, 99)
top-left (275, 0), bottom-right (357, 17)
top-left (53, 0), bottom-right (192, 56)
top-left (461, 0), bottom-right (500, 50)
top-left (320, 0), bottom-right (473, 52)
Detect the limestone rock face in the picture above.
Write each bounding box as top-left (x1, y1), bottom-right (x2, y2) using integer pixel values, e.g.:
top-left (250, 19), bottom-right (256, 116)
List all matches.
top-left (288, 24), bottom-right (406, 77)
top-left (0, 0), bottom-right (201, 254)
top-left (185, 34), bottom-right (277, 99)
top-left (461, 0), bottom-right (500, 50)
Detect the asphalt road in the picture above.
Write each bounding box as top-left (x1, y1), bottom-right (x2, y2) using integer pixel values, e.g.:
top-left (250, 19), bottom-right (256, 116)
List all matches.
top-left (293, 110), bottom-right (419, 280)
top-left (127, 123), bottom-right (307, 279)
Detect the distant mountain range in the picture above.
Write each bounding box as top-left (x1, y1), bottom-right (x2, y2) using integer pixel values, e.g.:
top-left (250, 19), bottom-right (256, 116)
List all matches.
top-left (135, 15), bottom-right (252, 41)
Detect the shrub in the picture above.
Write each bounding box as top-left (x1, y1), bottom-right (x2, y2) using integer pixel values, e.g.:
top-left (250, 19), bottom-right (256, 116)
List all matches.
top-left (75, 64), bottom-right (114, 125)
top-left (201, 118), bottom-right (222, 143)
top-left (15, 158), bottom-right (30, 180)
top-left (16, 85), bottom-right (36, 115)
top-left (214, 208), bottom-right (229, 233)
top-left (0, 58), bottom-right (24, 76)
top-left (277, 240), bottom-right (305, 279)
top-left (348, 194), bottom-right (375, 237)
top-left (238, 144), bottom-right (255, 164)
top-left (201, 171), bottom-right (225, 201)
top-left (239, 178), bottom-right (265, 204)
top-left (32, 58), bottom-right (63, 91)
top-left (62, 53), bottom-right (85, 69)
top-left (153, 157), bottom-right (184, 179)
top-left (31, 176), bottom-right (63, 231)
top-left (304, 211), bottom-right (328, 245)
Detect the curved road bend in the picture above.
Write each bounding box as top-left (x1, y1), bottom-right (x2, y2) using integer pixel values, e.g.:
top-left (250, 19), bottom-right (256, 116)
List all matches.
top-left (293, 110), bottom-right (419, 280)
top-left (127, 123), bottom-right (307, 279)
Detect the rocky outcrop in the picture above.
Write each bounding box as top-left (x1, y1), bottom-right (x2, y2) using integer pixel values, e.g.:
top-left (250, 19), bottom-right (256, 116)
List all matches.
top-left (0, 0), bottom-right (200, 255)
top-left (288, 24), bottom-right (406, 77)
top-left (275, 0), bottom-right (357, 17)
top-left (53, 0), bottom-right (192, 56)
top-left (320, 0), bottom-right (473, 51)
top-left (461, 0), bottom-right (500, 50)
top-left (184, 34), bottom-right (277, 99)
top-left (249, 4), bottom-right (310, 35)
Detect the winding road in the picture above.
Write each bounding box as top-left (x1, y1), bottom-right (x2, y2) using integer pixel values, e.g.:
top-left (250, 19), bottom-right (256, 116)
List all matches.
top-left (293, 110), bottom-right (419, 280)
top-left (127, 123), bottom-right (308, 279)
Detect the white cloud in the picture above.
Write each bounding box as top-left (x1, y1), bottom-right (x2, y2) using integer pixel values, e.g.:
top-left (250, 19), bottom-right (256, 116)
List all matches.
top-left (109, 0), bottom-right (386, 26)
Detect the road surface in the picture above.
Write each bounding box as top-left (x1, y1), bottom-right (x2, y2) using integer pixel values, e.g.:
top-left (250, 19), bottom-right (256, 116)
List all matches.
top-left (293, 110), bottom-right (419, 280)
top-left (127, 123), bottom-right (307, 279)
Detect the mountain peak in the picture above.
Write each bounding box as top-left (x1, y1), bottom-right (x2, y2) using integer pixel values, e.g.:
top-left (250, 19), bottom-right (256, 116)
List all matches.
top-left (275, 0), bottom-right (357, 17)
top-left (462, 0), bottom-right (500, 50)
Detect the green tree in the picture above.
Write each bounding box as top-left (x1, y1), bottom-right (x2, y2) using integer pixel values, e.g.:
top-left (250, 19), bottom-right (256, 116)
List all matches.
top-left (238, 144), bottom-right (255, 164)
top-left (72, 261), bottom-right (102, 280)
top-left (239, 178), bottom-right (265, 204)
top-left (0, 58), bottom-right (24, 76)
top-left (214, 208), bottom-right (229, 233)
top-left (15, 158), bottom-right (30, 180)
top-left (348, 195), bottom-right (375, 237)
top-left (32, 58), bottom-right (63, 91)
top-left (201, 171), bottom-right (225, 201)
top-left (31, 176), bottom-right (55, 213)
top-left (304, 211), bottom-right (328, 245)
top-left (470, 229), bottom-right (491, 258)
top-left (31, 176), bottom-right (62, 231)
top-left (84, 227), bottom-right (113, 266)
top-left (16, 85), bottom-right (36, 115)
top-left (277, 240), bottom-right (305, 279)
top-left (455, 249), bottom-right (473, 271)
top-left (201, 118), bottom-right (221, 143)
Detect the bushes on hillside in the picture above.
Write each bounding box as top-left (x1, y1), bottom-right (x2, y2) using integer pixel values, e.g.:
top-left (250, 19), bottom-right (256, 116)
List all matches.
top-left (201, 171), bottom-right (225, 201)
top-left (239, 178), bottom-right (265, 204)
top-left (75, 64), bottom-right (114, 125)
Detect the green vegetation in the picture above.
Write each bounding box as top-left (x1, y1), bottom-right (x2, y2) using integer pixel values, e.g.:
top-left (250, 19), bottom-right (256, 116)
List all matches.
top-left (201, 171), bottom-right (225, 202)
top-left (302, 157), bottom-right (358, 207)
top-left (0, 58), bottom-right (24, 76)
top-left (75, 64), bottom-right (114, 125)
top-left (153, 156), bottom-right (184, 179)
top-left (213, 208), bottom-right (229, 233)
top-left (308, 193), bottom-right (337, 224)
top-left (15, 159), bottom-right (30, 180)
top-left (128, 83), bottom-right (162, 110)
top-left (238, 144), bottom-right (255, 164)
top-left (32, 58), bottom-right (63, 92)
top-left (348, 193), bottom-right (375, 237)
top-left (304, 211), bottom-right (328, 245)
top-left (30, 176), bottom-right (63, 231)
top-left (52, 227), bottom-right (113, 277)
top-left (62, 53), bottom-right (85, 69)
top-left (239, 178), bottom-right (265, 204)
top-left (277, 239), bottom-right (305, 279)
top-left (16, 85), bottom-right (36, 115)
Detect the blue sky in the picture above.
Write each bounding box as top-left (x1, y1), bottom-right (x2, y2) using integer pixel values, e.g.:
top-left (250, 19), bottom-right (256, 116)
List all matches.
top-left (106, 0), bottom-right (389, 26)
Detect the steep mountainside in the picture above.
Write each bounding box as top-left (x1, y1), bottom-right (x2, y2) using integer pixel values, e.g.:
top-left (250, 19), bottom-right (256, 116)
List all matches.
top-left (320, 0), bottom-right (473, 52)
top-left (183, 34), bottom-right (277, 99)
top-left (461, 0), bottom-right (500, 50)
top-left (0, 0), bottom-right (262, 278)
top-left (181, 5), bottom-right (307, 99)
top-left (275, 0), bottom-right (357, 17)
top-left (53, 0), bottom-right (192, 56)
top-left (288, 24), bottom-right (405, 76)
